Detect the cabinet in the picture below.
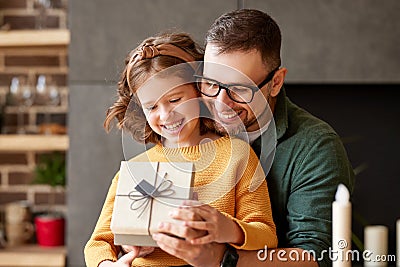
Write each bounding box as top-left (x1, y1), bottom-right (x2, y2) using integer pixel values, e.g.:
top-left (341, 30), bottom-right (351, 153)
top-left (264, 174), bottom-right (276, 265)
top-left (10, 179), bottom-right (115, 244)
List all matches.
top-left (0, 29), bottom-right (70, 135)
top-left (0, 29), bottom-right (70, 212)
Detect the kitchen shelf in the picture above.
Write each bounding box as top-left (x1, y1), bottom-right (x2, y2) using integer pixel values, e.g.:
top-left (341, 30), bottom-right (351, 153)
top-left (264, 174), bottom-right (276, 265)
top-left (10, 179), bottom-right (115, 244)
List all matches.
top-left (5, 105), bottom-right (68, 114)
top-left (0, 134), bottom-right (68, 152)
top-left (0, 29), bottom-right (70, 47)
top-left (0, 244), bottom-right (66, 267)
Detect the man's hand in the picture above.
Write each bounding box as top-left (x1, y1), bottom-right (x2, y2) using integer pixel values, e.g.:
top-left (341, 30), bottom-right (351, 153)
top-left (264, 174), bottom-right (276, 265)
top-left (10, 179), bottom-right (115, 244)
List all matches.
top-left (178, 200), bottom-right (244, 244)
top-left (152, 232), bottom-right (226, 267)
top-left (153, 201), bottom-right (226, 267)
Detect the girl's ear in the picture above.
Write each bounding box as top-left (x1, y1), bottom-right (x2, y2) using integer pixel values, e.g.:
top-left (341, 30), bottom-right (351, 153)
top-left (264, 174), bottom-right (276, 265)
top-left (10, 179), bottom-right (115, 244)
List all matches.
top-left (270, 67), bottom-right (287, 97)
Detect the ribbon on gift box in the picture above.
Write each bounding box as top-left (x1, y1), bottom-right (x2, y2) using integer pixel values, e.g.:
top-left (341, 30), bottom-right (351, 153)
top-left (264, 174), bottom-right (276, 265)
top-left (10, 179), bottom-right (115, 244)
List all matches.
top-left (123, 174), bottom-right (175, 218)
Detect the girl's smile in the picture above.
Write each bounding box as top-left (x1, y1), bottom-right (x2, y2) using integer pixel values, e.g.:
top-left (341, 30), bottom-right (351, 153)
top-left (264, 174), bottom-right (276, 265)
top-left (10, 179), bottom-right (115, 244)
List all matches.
top-left (161, 118), bottom-right (184, 134)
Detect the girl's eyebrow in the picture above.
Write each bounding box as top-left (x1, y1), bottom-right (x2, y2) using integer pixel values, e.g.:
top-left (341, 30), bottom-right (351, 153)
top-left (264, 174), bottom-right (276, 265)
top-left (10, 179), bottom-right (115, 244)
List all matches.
top-left (141, 90), bottom-right (185, 106)
top-left (163, 88), bottom-right (185, 98)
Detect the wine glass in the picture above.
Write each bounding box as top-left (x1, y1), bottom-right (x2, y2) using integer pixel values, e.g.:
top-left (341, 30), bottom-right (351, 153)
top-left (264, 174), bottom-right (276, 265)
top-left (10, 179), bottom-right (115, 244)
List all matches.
top-left (9, 76), bottom-right (35, 134)
top-left (35, 0), bottom-right (51, 29)
top-left (35, 75), bottom-right (60, 134)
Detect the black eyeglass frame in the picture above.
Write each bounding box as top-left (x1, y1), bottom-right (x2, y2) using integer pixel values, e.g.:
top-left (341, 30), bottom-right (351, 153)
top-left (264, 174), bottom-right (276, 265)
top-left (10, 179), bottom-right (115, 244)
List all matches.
top-left (194, 67), bottom-right (280, 104)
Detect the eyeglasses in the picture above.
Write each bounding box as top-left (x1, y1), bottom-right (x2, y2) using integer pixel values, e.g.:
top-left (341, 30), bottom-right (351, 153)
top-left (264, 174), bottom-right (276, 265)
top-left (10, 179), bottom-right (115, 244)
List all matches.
top-left (194, 67), bottom-right (279, 104)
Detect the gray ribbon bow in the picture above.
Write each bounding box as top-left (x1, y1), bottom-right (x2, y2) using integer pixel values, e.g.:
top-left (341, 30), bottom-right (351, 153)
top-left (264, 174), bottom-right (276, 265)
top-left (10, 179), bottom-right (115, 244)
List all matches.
top-left (122, 176), bottom-right (175, 218)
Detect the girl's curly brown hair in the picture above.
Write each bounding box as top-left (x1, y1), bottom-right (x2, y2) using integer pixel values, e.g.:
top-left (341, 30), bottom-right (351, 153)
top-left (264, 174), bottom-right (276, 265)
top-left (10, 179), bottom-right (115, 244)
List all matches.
top-left (104, 32), bottom-right (215, 144)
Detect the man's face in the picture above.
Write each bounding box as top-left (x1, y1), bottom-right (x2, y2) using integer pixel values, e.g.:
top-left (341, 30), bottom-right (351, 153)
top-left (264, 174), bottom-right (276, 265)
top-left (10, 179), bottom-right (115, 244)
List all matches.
top-left (202, 44), bottom-right (272, 134)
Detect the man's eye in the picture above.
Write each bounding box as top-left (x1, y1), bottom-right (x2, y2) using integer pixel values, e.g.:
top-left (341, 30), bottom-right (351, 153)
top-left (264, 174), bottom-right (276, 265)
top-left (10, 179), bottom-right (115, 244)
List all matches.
top-left (231, 86), bottom-right (251, 93)
top-left (202, 81), bottom-right (219, 91)
top-left (207, 81), bottom-right (218, 88)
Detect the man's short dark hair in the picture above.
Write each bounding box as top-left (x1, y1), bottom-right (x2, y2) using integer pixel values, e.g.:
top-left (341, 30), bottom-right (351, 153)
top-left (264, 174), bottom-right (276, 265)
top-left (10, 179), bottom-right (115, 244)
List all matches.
top-left (206, 9), bottom-right (282, 69)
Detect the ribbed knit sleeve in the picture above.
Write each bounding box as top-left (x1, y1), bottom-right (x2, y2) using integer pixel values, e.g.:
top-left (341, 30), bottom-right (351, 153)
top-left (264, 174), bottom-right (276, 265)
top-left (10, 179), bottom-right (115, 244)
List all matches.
top-left (229, 139), bottom-right (277, 250)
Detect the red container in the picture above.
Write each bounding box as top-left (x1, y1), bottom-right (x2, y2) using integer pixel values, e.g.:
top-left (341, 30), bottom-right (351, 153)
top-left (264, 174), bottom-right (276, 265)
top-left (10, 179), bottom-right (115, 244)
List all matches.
top-left (34, 215), bottom-right (65, 246)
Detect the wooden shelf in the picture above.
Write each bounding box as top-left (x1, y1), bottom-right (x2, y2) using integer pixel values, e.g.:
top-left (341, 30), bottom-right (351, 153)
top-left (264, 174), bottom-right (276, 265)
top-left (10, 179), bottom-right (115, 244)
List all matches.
top-left (5, 105), bottom-right (68, 114)
top-left (0, 244), bottom-right (66, 267)
top-left (0, 135), bottom-right (68, 152)
top-left (0, 29), bottom-right (70, 47)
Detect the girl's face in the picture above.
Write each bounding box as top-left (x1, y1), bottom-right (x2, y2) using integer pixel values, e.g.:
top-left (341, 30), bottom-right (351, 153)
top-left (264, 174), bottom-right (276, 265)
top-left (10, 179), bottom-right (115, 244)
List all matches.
top-left (137, 80), bottom-right (201, 148)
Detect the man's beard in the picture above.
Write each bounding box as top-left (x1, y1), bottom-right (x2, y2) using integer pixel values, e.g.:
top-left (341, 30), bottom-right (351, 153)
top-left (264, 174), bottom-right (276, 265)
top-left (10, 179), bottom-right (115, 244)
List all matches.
top-left (212, 105), bottom-right (268, 137)
top-left (213, 113), bottom-right (255, 136)
top-left (214, 120), bottom-right (242, 136)
top-left (203, 99), bottom-right (260, 136)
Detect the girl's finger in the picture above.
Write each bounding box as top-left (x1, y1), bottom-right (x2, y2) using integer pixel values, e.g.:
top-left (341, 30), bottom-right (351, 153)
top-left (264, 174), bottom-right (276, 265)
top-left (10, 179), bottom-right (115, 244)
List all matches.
top-left (137, 246), bottom-right (155, 257)
top-left (152, 233), bottom-right (189, 253)
top-left (158, 222), bottom-right (204, 240)
top-left (189, 235), bottom-right (214, 245)
top-left (118, 250), bottom-right (138, 264)
top-left (169, 208), bottom-right (202, 221)
top-left (181, 200), bottom-right (204, 207)
top-left (183, 221), bottom-right (210, 231)
top-left (121, 245), bottom-right (140, 254)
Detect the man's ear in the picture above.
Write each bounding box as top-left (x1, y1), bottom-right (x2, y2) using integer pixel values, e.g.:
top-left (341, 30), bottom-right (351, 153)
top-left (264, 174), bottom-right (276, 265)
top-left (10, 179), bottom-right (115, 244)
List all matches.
top-left (270, 67), bottom-right (287, 97)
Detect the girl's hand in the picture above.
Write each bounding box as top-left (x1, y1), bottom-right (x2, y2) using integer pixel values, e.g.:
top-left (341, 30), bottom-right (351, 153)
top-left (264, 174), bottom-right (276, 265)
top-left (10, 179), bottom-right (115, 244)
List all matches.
top-left (121, 245), bottom-right (155, 258)
top-left (178, 200), bottom-right (244, 245)
top-left (98, 251), bottom-right (138, 267)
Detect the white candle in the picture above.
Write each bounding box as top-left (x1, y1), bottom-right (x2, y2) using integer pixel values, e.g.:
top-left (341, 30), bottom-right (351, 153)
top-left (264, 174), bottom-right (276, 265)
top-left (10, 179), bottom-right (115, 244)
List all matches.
top-left (397, 219), bottom-right (400, 267)
top-left (364, 225), bottom-right (388, 267)
top-left (332, 184), bottom-right (352, 267)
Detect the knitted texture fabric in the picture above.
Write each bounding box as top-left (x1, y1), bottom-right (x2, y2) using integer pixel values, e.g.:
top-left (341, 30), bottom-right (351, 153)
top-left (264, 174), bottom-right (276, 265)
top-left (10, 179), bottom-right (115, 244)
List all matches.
top-left (84, 136), bottom-right (277, 267)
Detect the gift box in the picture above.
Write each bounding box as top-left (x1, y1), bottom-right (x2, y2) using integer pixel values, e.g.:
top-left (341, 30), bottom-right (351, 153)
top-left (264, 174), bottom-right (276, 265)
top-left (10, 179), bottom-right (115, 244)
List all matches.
top-left (110, 161), bottom-right (194, 246)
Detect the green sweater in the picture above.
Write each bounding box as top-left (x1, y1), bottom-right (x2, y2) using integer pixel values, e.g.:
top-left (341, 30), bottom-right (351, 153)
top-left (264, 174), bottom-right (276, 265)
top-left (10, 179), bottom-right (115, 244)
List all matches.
top-left (251, 88), bottom-right (355, 267)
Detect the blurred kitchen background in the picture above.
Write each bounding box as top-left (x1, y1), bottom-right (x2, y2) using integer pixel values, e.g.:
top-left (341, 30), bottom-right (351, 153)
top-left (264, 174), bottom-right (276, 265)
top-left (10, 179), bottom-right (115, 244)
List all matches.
top-left (0, 0), bottom-right (399, 266)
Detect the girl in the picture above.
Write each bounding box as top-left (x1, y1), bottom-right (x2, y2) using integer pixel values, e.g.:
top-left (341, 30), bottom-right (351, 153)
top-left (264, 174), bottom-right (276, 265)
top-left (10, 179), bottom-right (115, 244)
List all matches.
top-left (84, 32), bottom-right (277, 267)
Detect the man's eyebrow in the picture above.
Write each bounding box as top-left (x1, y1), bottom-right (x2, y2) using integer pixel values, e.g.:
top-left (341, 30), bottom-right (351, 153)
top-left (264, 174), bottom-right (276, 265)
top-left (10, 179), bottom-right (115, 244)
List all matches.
top-left (199, 75), bottom-right (255, 87)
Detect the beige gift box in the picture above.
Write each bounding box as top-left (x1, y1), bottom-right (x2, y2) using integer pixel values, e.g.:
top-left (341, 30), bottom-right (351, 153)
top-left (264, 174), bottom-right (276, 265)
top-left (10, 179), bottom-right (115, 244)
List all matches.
top-left (111, 161), bottom-right (194, 246)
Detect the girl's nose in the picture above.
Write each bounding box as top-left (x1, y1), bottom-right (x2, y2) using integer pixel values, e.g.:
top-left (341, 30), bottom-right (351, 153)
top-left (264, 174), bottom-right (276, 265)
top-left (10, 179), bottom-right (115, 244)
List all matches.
top-left (159, 105), bottom-right (172, 121)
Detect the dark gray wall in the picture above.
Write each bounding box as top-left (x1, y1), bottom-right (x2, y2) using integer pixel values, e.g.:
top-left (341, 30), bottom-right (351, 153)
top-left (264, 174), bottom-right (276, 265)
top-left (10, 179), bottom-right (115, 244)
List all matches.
top-left (247, 0), bottom-right (400, 83)
top-left (69, 0), bottom-right (236, 83)
top-left (67, 84), bottom-right (122, 266)
top-left (68, 1), bottom-right (400, 266)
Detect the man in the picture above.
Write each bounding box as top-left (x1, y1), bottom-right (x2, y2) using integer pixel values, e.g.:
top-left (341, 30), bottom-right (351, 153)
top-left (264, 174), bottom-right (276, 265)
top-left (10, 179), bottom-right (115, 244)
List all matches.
top-left (153, 9), bottom-right (355, 267)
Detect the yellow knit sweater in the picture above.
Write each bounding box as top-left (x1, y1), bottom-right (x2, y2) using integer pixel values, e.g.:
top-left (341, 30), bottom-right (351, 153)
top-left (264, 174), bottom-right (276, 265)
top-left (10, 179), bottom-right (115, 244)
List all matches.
top-left (84, 136), bottom-right (277, 267)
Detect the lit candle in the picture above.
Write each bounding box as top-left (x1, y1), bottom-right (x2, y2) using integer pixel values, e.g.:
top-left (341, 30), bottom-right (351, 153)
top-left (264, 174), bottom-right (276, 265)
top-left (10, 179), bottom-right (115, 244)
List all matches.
top-left (332, 184), bottom-right (352, 267)
top-left (396, 219), bottom-right (400, 267)
top-left (364, 225), bottom-right (388, 267)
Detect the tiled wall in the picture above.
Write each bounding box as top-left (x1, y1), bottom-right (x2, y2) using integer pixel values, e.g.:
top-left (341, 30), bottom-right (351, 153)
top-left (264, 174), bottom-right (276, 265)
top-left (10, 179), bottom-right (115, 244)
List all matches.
top-left (0, 0), bottom-right (68, 220)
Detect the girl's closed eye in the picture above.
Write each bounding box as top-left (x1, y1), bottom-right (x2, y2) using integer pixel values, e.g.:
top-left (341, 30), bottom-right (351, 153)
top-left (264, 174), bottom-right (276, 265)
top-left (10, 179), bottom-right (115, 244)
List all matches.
top-left (169, 97), bottom-right (181, 103)
top-left (145, 104), bottom-right (157, 111)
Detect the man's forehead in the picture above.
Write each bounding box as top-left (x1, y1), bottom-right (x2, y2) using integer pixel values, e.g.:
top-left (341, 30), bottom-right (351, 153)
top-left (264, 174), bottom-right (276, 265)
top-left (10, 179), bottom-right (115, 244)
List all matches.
top-left (203, 46), bottom-right (263, 85)
top-left (202, 61), bottom-right (256, 86)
